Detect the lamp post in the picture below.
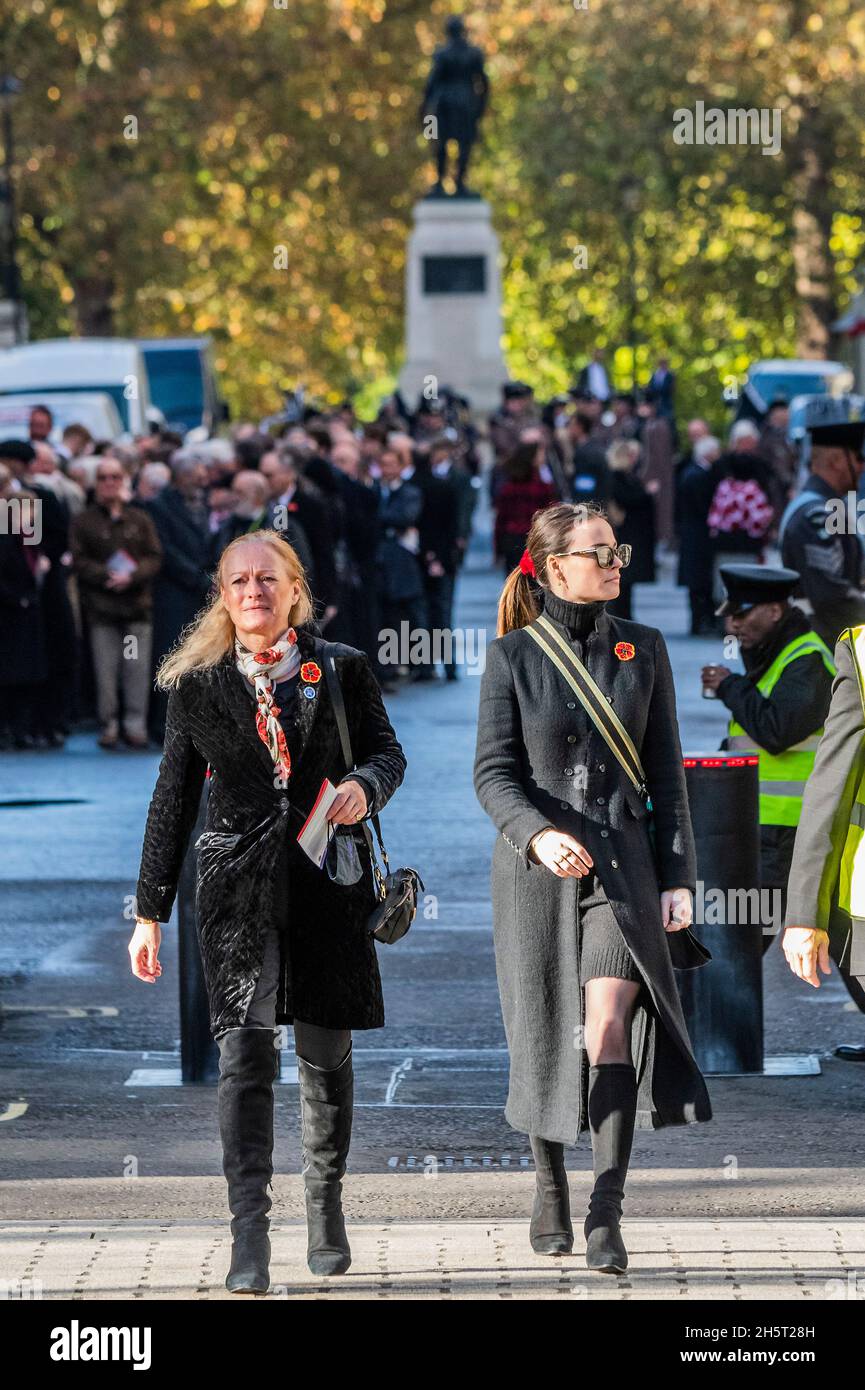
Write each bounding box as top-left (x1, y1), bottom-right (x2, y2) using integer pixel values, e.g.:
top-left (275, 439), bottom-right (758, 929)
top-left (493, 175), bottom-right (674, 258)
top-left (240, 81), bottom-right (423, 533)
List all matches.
top-left (619, 174), bottom-right (643, 394)
top-left (0, 74), bottom-right (25, 346)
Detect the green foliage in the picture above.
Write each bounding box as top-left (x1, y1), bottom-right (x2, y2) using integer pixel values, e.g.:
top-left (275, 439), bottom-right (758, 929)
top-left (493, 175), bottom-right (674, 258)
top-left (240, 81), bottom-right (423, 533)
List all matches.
top-left (4, 0), bottom-right (865, 420)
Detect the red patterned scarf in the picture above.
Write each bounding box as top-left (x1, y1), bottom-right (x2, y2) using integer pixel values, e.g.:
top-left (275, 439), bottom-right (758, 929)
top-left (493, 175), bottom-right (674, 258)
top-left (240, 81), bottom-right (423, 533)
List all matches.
top-left (234, 627), bottom-right (301, 781)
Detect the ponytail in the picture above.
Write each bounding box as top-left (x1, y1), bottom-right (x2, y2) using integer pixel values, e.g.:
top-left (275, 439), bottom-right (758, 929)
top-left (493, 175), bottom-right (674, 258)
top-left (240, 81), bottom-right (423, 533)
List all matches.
top-left (497, 566), bottom-right (541, 637)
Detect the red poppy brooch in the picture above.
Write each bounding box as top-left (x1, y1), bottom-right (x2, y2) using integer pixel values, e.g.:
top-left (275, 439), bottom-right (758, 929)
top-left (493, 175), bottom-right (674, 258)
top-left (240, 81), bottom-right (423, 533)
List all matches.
top-left (614, 641), bottom-right (636, 661)
top-left (300, 661), bottom-right (322, 684)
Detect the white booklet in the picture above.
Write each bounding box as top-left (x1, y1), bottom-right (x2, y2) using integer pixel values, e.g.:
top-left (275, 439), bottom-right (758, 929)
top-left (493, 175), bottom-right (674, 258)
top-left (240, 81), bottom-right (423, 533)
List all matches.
top-left (296, 777), bottom-right (341, 868)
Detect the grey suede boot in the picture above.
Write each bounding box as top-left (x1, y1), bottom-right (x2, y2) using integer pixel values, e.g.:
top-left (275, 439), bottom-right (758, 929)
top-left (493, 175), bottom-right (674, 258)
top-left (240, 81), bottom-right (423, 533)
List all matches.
top-left (584, 1061), bottom-right (637, 1273)
top-left (217, 1026), bottom-right (280, 1294)
top-left (529, 1135), bottom-right (574, 1255)
top-left (297, 1043), bottom-right (353, 1276)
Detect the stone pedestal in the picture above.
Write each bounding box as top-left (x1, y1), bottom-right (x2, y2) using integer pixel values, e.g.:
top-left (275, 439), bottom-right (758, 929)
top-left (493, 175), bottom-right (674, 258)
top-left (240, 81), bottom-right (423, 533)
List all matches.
top-left (399, 198), bottom-right (507, 414)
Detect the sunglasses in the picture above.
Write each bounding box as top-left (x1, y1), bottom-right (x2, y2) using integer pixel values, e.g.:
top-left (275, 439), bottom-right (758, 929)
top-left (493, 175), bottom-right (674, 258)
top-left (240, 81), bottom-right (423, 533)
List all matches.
top-left (554, 543), bottom-right (632, 569)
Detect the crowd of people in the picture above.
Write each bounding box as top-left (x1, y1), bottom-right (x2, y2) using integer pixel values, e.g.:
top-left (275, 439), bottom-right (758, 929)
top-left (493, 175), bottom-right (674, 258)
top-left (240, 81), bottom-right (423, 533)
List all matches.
top-left (0, 358), bottom-right (806, 750)
top-left (0, 394), bottom-right (479, 750)
top-left (485, 353), bottom-right (798, 636)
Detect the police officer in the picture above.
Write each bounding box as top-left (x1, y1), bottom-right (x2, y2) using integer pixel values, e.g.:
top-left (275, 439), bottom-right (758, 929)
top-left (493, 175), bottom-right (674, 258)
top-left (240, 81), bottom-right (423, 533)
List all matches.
top-left (701, 564), bottom-right (835, 950)
top-left (779, 419), bottom-right (865, 648)
top-left (783, 622), bottom-right (865, 1059)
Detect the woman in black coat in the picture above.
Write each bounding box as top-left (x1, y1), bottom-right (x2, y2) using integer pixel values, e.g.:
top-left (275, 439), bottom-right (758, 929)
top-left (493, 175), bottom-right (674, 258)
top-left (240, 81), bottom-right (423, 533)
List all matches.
top-left (130, 529), bottom-right (406, 1292)
top-left (473, 501), bottom-right (712, 1274)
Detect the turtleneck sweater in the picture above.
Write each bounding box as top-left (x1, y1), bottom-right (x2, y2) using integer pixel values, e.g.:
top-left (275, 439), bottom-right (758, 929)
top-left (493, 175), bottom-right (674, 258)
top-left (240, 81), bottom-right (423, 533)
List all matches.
top-left (541, 589), bottom-right (608, 640)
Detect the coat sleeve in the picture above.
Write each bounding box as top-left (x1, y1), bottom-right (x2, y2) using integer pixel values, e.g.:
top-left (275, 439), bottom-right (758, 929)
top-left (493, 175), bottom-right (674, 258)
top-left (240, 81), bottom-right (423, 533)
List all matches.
top-left (785, 637), bottom-right (865, 932)
top-left (641, 630), bottom-right (698, 891)
top-left (342, 652), bottom-right (407, 818)
top-left (473, 638), bottom-right (555, 867)
top-left (717, 652), bottom-right (833, 756)
top-left (135, 682), bottom-right (208, 922)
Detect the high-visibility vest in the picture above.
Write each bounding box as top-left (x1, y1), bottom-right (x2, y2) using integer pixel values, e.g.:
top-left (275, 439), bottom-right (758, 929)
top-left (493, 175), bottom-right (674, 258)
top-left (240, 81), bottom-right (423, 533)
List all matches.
top-left (726, 630), bottom-right (836, 827)
top-left (837, 626), bottom-right (865, 917)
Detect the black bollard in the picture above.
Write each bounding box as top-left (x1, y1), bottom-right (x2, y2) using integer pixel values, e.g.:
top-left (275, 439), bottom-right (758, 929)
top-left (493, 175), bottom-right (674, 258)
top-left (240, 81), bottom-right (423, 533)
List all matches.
top-left (177, 777), bottom-right (220, 1083)
top-left (676, 752), bottom-right (763, 1075)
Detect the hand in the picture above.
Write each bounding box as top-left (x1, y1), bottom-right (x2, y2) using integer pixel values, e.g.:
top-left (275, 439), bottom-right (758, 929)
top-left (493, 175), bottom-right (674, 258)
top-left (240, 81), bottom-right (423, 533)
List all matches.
top-left (320, 604), bottom-right (339, 629)
top-left (661, 887), bottom-right (692, 932)
top-left (128, 920), bottom-right (162, 983)
top-left (530, 829), bottom-right (593, 878)
top-left (700, 664), bottom-right (731, 691)
top-left (327, 778), bottom-right (368, 826)
top-left (427, 557), bottom-right (445, 578)
top-left (783, 926), bottom-right (832, 988)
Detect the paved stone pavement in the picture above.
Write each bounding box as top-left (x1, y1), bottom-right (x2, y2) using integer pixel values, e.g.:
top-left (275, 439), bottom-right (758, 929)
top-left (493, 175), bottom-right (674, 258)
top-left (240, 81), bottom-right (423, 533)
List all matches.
top-left (2, 1216), bottom-right (864, 1301)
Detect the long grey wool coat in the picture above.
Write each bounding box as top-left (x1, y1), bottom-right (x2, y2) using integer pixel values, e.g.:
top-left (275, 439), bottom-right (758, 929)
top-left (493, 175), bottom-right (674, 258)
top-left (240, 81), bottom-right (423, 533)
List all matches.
top-left (135, 626), bottom-right (406, 1038)
top-left (473, 605), bottom-right (713, 1144)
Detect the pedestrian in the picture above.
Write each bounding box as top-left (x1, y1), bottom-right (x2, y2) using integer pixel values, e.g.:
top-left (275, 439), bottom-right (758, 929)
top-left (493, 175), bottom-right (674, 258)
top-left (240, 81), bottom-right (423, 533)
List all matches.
top-left (259, 445), bottom-right (338, 629)
top-left (473, 501), bottom-right (712, 1273)
top-left (375, 445), bottom-right (427, 687)
top-left (145, 454), bottom-right (214, 742)
top-left (566, 411), bottom-right (610, 507)
top-left (493, 439), bottom-right (558, 573)
top-left (676, 434), bottom-right (722, 635)
top-left (70, 457), bottom-right (163, 749)
top-left (707, 425), bottom-right (774, 604)
top-left (129, 530), bottom-right (406, 1291)
top-left (0, 462), bottom-right (50, 749)
top-left (783, 619), bottom-right (865, 1059)
top-left (779, 420), bottom-right (865, 648)
top-left (604, 439), bottom-right (656, 620)
top-left (702, 565), bottom-right (835, 952)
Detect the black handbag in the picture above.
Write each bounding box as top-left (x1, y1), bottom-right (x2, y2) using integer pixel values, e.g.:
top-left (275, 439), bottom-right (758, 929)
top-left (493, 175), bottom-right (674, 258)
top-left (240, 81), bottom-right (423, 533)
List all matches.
top-left (524, 614), bottom-right (712, 970)
top-left (318, 640), bottom-right (424, 944)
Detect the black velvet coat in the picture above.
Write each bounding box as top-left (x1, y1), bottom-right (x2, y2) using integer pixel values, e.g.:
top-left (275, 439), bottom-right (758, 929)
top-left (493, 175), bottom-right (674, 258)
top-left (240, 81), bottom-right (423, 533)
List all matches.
top-left (473, 596), bottom-right (713, 1145)
top-left (134, 626), bottom-right (406, 1037)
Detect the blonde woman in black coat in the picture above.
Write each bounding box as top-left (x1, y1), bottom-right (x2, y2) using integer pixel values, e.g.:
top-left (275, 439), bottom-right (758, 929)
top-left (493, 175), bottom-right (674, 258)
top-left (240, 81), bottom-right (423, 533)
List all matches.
top-left (473, 502), bottom-right (711, 1273)
top-left (129, 530), bottom-right (406, 1293)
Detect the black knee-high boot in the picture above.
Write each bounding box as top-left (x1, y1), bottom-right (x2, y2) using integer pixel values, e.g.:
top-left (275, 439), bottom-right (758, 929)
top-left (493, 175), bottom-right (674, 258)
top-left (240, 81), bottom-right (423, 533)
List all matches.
top-left (297, 1043), bottom-right (353, 1276)
top-left (584, 1061), bottom-right (637, 1273)
top-left (529, 1135), bottom-right (574, 1255)
top-left (217, 1026), bottom-right (280, 1294)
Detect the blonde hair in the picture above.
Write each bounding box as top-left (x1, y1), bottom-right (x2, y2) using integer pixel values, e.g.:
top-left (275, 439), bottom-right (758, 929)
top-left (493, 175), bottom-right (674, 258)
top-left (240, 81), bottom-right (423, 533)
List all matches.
top-left (496, 501), bottom-right (611, 637)
top-left (156, 529), bottom-right (314, 689)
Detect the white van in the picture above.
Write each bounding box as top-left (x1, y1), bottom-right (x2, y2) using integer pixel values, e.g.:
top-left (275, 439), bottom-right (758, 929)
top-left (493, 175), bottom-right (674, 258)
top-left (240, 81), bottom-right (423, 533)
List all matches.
top-left (0, 339), bottom-right (160, 436)
top-left (0, 390), bottom-right (124, 444)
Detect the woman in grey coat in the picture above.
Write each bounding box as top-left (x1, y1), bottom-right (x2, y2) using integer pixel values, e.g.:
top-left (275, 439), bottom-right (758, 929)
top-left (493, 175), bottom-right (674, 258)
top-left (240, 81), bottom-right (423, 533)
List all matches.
top-left (473, 501), bottom-right (712, 1273)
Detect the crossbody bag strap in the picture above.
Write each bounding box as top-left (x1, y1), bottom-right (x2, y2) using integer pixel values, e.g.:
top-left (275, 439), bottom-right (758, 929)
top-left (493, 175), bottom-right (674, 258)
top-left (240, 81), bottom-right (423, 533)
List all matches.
top-left (525, 616), bottom-right (648, 799)
top-left (316, 638), bottom-right (390, 872)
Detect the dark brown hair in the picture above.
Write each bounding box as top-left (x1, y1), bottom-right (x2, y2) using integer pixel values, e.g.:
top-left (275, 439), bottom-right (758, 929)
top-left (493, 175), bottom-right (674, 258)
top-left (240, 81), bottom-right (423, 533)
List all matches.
top-left (496, 501), bottom-right (610, 637)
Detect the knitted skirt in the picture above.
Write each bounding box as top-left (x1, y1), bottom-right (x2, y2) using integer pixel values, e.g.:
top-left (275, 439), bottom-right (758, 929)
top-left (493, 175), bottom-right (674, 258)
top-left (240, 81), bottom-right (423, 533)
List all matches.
top-left (578, 870), bottom-right (644, 985)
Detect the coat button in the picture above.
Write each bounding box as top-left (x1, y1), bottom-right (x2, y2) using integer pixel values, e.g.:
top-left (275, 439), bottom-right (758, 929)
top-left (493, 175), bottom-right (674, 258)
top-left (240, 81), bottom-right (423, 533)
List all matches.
top-left (598, 763), bottom-right (606, 772)
top-left (596, 796), bottom-right (606, 805)
top-left (600, 830), bottom-right (609, 838)
top-left (606, 695), bottom-right (614, 703)
top-left (567, 735), bottom-right (576, 744)
top-left (566, 701), bottom-right (576, 709)
top-left (560, 801), bottom-right (570, 810)
top-left (564, 768), bottom-right (573, 776)
top-left (611, 859), bottom-right (619, 868)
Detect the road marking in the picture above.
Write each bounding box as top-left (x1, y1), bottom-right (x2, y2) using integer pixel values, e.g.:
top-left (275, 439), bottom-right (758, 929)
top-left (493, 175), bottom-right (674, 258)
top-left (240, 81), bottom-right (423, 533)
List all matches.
top-left (0, 1101), bottom-right (28, 1121)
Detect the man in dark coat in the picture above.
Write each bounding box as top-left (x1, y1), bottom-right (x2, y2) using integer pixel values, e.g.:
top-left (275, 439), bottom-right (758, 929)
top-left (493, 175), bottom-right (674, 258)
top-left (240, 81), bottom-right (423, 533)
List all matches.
top-left (702, 565), bottom-right (835, 952)
top-left (145, 454), bottom-right (214, 742)
top-left (784, 625), bottom-right (865, 1058)
top-left (0, 457), bottom-right (49, 747)
top-left (779, 420), bottom-right (865, 649)
top-left (260, 446), bottom-right (338, 627)
top-left (0, 438), bottom-right (77, 745)
top-left (676, 434), bottom-right (722, 634)
top-left (375, 447), bottom-right (426, 688)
